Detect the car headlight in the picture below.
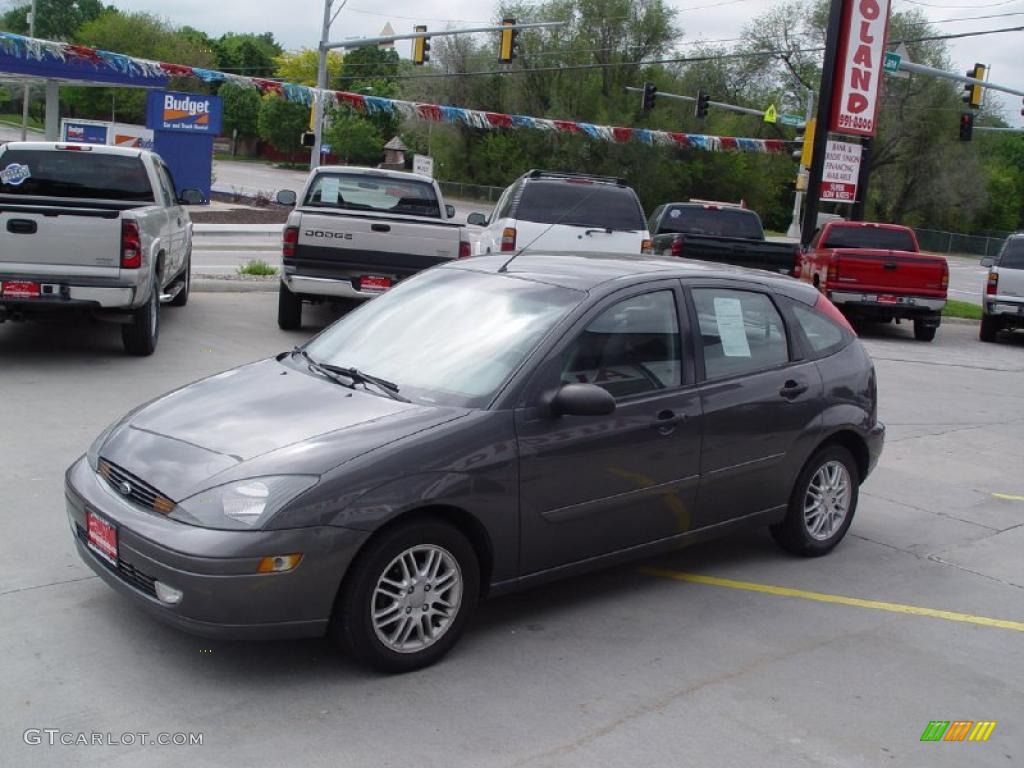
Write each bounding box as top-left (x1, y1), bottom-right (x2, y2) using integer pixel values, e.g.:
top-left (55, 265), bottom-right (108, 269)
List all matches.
top-left (169, 475), bottom-right (319, 530)
top-left (87, 418), bottom-right (123, 471)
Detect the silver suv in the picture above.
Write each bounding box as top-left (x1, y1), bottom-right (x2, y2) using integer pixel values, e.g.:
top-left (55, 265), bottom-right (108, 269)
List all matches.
top-left (980, 235), bottom-right (1024, 342)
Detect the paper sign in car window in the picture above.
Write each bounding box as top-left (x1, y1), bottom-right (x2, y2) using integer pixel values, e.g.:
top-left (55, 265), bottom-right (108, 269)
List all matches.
top-left (713, 297), bottom-right (751, 357)
top-left (320, 176), bottom-right (340, 204)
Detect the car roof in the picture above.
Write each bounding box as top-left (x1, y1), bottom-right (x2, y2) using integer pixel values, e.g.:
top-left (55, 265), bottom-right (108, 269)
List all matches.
top-left (314, 166), bottom-right (434, 184)
top-left (447, 252), bottom-right (816, 302)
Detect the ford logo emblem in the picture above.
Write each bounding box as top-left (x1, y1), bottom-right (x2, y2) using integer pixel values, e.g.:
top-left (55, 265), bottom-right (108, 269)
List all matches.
top-left (118, 481), bottom-right (132, 497)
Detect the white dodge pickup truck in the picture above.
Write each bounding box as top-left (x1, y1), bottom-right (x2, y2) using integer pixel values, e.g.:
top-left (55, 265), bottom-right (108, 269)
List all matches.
top-left (0, 142), bottom-right (202, 355)
top-left (274, 167), bottom-right (471, 329)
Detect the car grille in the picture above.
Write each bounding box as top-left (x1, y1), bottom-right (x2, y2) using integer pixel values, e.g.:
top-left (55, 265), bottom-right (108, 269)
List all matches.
top-left (97, 458), bottom-right (175, 515)
top-left (75, 524), bottom-right (158, 599)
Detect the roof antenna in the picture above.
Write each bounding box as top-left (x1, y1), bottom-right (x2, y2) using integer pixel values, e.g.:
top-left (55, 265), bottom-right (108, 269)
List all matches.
top-left (498, 180), bottom-right (606, 273)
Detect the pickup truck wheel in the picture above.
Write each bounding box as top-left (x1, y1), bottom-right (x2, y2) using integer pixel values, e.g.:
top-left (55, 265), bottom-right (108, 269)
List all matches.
top-left (913, 317), bottom-right (937, 342)
top-left (278, 282), bottom-right (302, 330)
top-left (770, 444), bottom-right (859, 557)
top-left (168, 253), bottom-right (190, 307)
top-left (979, 314), bottom-right (999, 343)
top-left (122, 276), bottom-right (160, 356)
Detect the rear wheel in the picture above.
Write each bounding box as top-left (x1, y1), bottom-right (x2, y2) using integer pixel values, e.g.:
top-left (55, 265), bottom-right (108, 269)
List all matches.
top-left (277, 281), bottom-right (302, 330)
top-left (913, 317), bottom-right (937, 342)
top-left (122, 276), bottom-right (160, 356)
top-left (331, 521), bottom-right (479, 673)
top-left (979, 314), bottom-right (999, 343)
top-left (771, 444), bottom-right (860, 557)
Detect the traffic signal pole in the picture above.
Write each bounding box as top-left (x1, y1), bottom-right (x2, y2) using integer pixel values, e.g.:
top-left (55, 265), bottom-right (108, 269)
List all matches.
top-left (310, 0), bottom-right (334, 171)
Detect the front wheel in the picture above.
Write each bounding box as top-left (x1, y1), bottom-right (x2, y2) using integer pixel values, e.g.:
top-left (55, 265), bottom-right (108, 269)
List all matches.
top-left (913, 316), bottom-right (937, 342)
top-left (277, 281), bottom-right (302, 330)
top-left (771, 444), bottom-right (860, 557)
top-left (122, 276), bottom-right (160, 356)
top-left (979, 314), bottom-right (999, 343)
top-left (331, 521), bottom-right (479, 673)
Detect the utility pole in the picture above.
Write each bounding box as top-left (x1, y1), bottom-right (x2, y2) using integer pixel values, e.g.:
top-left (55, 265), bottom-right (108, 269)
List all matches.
top-left (786, 88), bottom-right (815, 239)
top-left (20, 0), bottom-right (37, 141)
top-left (310, 0), bottom-right (335, 171)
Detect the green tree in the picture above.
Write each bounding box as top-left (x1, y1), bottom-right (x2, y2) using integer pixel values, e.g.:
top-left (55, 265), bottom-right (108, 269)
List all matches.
top-left (257, 93), bottom-right (309, 159)
top-left (274, 48), bottom-right (343, 87)
top-left (219, 82), bottom-right (262, 141)
top-left (323, 108), bottom-right (384, 165)
top-left (216, 32), bottom-right (282, 78)
top-left (1, 0), bottom-right (105, 40)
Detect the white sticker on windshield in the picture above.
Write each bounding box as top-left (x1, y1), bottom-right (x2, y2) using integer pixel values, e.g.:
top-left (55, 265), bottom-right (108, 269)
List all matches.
top-left (669, 208), bottom-right (681, 218)
top-left (713, 297), bottom-right (751, 358)
top-left (1, 163), bottom-right (31, 186)
top-left (320, 176), bottom-right (340, 204)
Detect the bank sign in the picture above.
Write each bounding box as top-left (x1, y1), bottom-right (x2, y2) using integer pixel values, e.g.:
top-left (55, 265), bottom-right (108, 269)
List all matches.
top-left (830, 0), bottom-right (892, 137)
top-left (820, 139), bottom-right (862, 203)
top-left (146, 92), bottom-right (222, 135)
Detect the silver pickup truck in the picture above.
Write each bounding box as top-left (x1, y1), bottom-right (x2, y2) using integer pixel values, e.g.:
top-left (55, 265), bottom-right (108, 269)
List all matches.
top-left (0, 142), bottom-right (201, 355)
top-left (275, 167), bottom-right (471, 329)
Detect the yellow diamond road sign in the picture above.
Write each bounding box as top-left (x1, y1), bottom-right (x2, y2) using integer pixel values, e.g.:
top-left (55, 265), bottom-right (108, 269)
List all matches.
top-left (763, 104), bottom-right (778, 124)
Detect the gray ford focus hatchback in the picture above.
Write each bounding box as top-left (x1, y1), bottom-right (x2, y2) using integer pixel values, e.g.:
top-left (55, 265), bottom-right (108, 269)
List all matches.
top-left (67, 252), bottom-right (884, 672)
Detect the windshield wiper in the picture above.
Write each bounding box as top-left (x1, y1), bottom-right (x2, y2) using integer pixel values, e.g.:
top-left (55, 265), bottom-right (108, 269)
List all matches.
top-left (292, 348), bottom-right (409, 402)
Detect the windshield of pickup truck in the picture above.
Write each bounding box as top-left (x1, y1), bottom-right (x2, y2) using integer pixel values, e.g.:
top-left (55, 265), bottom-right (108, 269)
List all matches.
top-left (304, 173), bottom-right (441, 218)
top-left (822, 226), bottom-right (917, 252)
top-left (304, 268), bottom-right (581, 408)
top-left (517, 182), bottom-right (646, 231)
top-left (657, 206), bottom-right (764, 239)
top-left (0, 149), bottom-right (155, 202)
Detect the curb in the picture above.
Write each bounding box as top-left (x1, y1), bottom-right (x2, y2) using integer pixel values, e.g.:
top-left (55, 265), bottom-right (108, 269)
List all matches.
top-left (194, 276), bottom-right (278, 293)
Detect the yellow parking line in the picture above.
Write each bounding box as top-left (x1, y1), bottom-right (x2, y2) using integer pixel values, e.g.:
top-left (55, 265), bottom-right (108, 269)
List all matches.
top-left (992, 492), bottom-right (1024, 502)
top-left (639, 568), bottom-right (1024, 632)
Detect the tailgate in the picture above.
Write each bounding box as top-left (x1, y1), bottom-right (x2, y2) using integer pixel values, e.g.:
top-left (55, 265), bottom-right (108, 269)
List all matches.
top-left (832, 249), bottom-right (947, 296)
top-left (0, 204), bottom-right (122, 273)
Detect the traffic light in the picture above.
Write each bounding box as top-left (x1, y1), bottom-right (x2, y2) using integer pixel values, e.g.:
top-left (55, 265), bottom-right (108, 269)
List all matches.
top-left (301, 131), bottom-right (316, 147)
top-left (641, 82), bottom-right (657, 112)
top-left (962, 63), bottom-right (985, 109)
top-left (695, 88), bottom-right (710, 119)
top-left (412, 25), bottom-right (430, 65)
top-left (959, 111), bottom-right (974, 142)
top-left (499, 18), bottom-right (519, 62)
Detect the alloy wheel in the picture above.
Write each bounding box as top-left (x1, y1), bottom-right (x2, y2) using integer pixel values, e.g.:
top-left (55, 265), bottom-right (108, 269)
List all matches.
top-left (803, 460), bottom-right (852, 541)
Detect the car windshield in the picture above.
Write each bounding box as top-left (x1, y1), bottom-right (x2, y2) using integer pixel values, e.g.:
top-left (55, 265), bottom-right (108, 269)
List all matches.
top-left (0, 149), bottom-right (154, 201)
top-left (1000, 238), bottom-right (1024, 268)
top-left (658, 207), bottom-right (764, 239)
top-left (517, 181), bottom-right (645, 231)
top-left (303, 269), bottom-right (583, 407)
top-left (822, 226), bottom-right (917, 251)
top-left (304, 173), bottom-right (441, 218)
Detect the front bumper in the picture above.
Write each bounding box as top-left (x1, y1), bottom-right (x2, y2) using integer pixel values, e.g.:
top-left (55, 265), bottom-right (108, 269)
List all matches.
top-left (65, 456), bottom-right (369, 640)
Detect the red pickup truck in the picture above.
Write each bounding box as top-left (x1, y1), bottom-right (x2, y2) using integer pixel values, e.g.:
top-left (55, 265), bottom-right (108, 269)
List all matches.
top-left (797, 221), bottom-right (948, 341)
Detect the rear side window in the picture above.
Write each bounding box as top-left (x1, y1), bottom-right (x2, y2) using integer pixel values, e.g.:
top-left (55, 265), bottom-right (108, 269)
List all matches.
top-left (999, 238), bottom-right (1024, 268)
top-left (305, 174), bottom-right (441, 218)
top-left (693, 289), bottom-right (788, 380)
top-left (658, 207), bottom-right (764, 239)
top-left (516, 181), bottom-right (645, 231)
top-left (0, 149), bottom-right (154, 202)
top-left (790, 302), bottom-right (846, 356)
top-left (822, 226), bottom-right (916, 251)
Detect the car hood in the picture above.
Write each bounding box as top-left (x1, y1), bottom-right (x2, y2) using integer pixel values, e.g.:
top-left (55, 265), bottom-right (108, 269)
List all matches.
top-left (100, 358), bottom-right (467, 500)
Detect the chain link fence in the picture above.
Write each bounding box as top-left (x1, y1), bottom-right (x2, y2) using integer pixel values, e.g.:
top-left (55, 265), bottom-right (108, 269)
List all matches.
top-left (914, 228), bottom-right (1013, 257)
top-left (437, 181), bottom-right (504, 205)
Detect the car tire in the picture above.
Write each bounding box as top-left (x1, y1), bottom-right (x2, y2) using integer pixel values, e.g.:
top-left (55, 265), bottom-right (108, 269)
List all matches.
top-left (331, 520), bottom-right (479, 673)
top-left (913, 317), bottom-right (937, 342)
top-left (770, 444), bottom-right (860, 557)
top-left (278, 281), bottom-right (302, 330)
top-left (979, 314), bottom-right (999, 343)
top-left (168, 252), bottom-right (190, 307)
top-left (122, 275), bottom-right (160, 356)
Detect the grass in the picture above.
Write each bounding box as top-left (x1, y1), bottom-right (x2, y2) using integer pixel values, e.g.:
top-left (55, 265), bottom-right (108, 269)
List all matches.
top-left (237, 259), bottom-right (278, 277)
top-left (0, 111), bottom-right (43, 130)
top-left (942, 299), bottom-right (982, 320)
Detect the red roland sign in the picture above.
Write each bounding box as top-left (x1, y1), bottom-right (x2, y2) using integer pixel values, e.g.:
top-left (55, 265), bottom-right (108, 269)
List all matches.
top-left (830, 0), bottom-right (892, 137)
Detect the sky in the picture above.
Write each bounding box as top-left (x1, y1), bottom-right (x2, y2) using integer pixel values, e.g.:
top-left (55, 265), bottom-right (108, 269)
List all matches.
top-left (45, 0), bottom-right (1024, 124)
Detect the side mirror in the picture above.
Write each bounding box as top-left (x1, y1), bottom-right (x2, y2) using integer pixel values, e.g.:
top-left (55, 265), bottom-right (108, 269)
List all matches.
top-left (178, 189), bottom-right (205, 206)
top-left (548, 383), bottom-right (616, 418)
top-left (467, 212), bottom-right (488, 227)
top-left (980, 256), bottom-right (994, 267)
top-left (275, 189), bottom-right (297, 207)
top-left (445, 204), bottom-right (456, 219)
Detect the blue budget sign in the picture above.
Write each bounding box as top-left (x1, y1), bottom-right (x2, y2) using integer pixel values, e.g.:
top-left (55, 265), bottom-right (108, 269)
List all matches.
top-left (146, 91), bottom-right (222, 135)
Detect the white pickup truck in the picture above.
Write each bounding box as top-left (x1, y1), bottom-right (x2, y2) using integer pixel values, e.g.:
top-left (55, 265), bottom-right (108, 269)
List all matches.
top-left (274, 167), bottom-right (472, 329)
top-left (0, 142), bottom-right (202, 355)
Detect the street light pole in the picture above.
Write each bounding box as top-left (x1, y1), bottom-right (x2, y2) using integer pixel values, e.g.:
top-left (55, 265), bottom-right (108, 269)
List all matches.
top-left (787, 88), bottom-right (815, 239)
top-left (20, 0), bottom-right (37, 141)
top-left (311, 0), bottom-right (334, 171)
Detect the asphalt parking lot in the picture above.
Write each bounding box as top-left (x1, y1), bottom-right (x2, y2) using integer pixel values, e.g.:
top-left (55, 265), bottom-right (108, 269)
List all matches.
top-left (1, 294), bottom-right (1021, 767)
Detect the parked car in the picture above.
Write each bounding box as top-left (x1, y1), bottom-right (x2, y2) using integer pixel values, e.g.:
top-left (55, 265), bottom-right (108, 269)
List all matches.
top-left (797, 221), bottom-right (948, 341)
top-left (68, 252), bottom-right (883, 672)
top-left (0, 141), bottom-right (201, 354)
top-left (647, 202), bottom-right (801, 275)
top-left (274, 167), bottom-right (472, 330)
top-left (469, 170), bottom-right (651, 255)
top-left (979, 234), bottom-right (1024, 342)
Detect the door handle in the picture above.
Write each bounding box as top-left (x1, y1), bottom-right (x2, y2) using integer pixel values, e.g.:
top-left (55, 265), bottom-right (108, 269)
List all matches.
top-left (779, 380), bottom-right (808, 400)
top-left (650, 409), bottom-right (687, 434)
top-left (371, 223), bottom-right (391, 233)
